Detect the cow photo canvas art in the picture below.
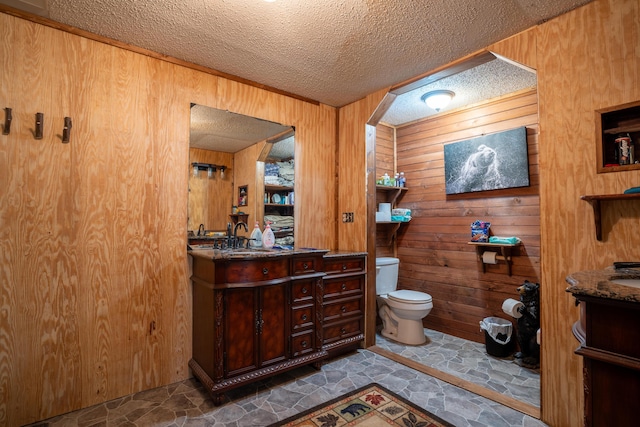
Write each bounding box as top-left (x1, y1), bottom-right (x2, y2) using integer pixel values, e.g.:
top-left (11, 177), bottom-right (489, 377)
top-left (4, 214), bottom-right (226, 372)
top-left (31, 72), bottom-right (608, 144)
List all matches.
top-left (444, 127), bottom-right (530, 195)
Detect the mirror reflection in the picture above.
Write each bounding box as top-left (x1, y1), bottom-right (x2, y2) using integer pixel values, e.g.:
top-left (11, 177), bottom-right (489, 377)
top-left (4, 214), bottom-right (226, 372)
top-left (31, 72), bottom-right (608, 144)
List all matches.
top-left (188, 104), bottom-right (295, 247)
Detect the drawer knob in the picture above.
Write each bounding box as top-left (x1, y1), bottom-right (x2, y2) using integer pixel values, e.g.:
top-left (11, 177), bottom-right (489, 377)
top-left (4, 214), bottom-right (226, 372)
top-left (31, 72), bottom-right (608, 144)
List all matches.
top-left (303, 263), bottom-right (309, 270)
top-left (342, 264), bottom-right (347, 270)
top-left (301, 287), bottom-right (308, 294)
top-left (302, 314), bottom-right (308, 321)
top-left (341, 283), bottom-right (347, 290)
top-left (262, 268), bottom-right (269, 275)
top-left (301, 340), bottom-right (308, 348)
top-left (341, 306), bottom-right (346, 313)
top-left (341, 328), bottom-right (347, 334)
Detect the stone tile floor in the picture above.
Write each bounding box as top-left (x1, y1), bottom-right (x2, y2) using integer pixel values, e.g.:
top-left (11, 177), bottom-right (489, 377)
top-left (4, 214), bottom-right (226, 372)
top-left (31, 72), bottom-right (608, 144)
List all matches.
top-left (31, 346), bottom-right (546, 427)
top-left (375, 328), bottom-right (540, 408)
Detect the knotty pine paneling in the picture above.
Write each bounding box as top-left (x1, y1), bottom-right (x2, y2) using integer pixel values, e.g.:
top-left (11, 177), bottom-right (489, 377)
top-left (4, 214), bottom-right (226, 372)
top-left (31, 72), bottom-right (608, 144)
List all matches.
top-left (391, 90), bottom-right (541, 348)
top-left (0, 12), bottom-right (336, 425)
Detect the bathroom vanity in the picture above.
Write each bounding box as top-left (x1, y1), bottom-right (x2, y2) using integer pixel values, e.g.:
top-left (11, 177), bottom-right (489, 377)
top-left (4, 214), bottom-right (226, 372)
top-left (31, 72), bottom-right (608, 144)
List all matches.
top-left (566, 268), bottom-right (640, 427)
top-left (189, 247), bottom-right (366, 404)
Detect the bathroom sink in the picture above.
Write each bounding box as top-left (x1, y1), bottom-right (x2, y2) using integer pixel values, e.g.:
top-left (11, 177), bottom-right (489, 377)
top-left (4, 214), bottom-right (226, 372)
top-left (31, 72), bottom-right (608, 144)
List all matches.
top-left (611, 278), bottom-right (640, 288)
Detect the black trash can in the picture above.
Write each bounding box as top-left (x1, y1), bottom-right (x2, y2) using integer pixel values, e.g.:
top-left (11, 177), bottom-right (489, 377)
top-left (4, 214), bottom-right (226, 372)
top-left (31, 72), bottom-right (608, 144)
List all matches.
top-left (480, 317), bottom-right (514, 357)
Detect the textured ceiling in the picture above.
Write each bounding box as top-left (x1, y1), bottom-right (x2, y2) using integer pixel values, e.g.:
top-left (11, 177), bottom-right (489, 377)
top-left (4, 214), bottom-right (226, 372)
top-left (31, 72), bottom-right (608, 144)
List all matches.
top-left (382, 58), bottom-right (537, 126)
top-left (1, 0), bottom-right (591, 108)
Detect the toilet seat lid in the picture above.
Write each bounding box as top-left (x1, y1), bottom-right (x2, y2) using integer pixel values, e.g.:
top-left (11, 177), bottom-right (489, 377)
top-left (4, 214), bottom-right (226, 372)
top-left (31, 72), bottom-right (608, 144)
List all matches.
top-left (388, 290), bottom-right (432, 304)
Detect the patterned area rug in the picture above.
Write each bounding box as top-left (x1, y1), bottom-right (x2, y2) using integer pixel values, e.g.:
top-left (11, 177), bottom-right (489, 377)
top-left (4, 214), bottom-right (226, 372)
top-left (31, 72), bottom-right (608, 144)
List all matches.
top-left (268, 383), bottom-right (455, 427)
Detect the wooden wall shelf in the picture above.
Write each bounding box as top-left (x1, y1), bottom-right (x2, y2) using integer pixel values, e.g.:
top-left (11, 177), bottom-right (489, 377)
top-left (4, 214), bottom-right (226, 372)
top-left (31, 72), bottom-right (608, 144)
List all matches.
top-left (581, 193), bottom-right (640, 241)
top-left (375, 185), bottom-right (409, 246)
top-left (468, 241), bottom-right (521, 276)
top-left (229, 213), bottom-right (249, 225)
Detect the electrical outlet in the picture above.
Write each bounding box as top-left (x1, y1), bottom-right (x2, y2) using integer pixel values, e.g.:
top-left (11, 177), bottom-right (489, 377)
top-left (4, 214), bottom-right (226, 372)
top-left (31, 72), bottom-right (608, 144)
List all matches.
top-left (342, 212), bottom-right (354, 223)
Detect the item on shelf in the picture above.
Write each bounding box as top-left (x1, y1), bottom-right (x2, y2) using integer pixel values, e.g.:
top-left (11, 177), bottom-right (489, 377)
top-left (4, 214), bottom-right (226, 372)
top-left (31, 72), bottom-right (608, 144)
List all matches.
top-left (399, 172), bottom-right (406, 187)
top-left (262, 222), bottom-right (275, 249)
top-left (249, 222), bottom-right (263, 248)
top-left (624, 186), bottom-right (640, 194)
top-left (615, 133), bottom-right (634, 165)
top-left (489, 236), bottom-right (521, 245)
top-left (377, 203), bottom-right (391, 221)
top-left (391, 208), bottom-right (411, 222)
top-left (470, 220), bottom-right (491, 242)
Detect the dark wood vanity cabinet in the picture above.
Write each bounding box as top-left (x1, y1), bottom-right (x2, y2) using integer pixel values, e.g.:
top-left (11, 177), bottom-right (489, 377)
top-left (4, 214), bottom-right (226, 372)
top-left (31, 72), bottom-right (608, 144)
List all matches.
top-left (572, 295), bottom-right (640, 427)
top-left (224, 283), bottom-right (288, 378)
top-left (190, 252), bottom-right (328, 404)
top-left (321, 254), bottom-right (366, 357)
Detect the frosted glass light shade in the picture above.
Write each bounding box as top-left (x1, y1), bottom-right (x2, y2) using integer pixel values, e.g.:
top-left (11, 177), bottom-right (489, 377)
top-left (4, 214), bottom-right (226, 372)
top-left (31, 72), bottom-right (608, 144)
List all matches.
top-left (421, 90), bottom-right (455, 112)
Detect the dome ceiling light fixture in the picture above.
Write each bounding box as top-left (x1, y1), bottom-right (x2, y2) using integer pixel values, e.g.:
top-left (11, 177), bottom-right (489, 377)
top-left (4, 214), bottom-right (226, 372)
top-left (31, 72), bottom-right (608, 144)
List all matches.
top-left (421, 90), bottom-right (455, 112)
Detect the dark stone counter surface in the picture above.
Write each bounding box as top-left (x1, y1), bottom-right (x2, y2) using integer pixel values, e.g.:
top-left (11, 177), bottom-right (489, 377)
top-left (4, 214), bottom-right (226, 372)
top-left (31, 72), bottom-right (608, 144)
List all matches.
top-left (566, 267), bottom-right (640, 302)
top-left (324, 250), bottom-right (368, 258)
top-left (188, 246), bottom-right (330, 260)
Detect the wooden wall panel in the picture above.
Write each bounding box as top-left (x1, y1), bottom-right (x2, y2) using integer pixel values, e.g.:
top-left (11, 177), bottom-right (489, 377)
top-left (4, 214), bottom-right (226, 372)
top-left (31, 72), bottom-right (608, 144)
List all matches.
top-left (337, 89), bottom-right (388, 348)
top-left (534, 0), bottom-right (640, 425)
top-left (234, 141), bottom-right (265, 233)
top-left (188, 148), bottom-right (234, 232)
top-left (375, 124), bottom-right (394, 177)
top-left (0, 12), bottom-right (337, 425)
top-left (393, 89), bottom-right (541, 344)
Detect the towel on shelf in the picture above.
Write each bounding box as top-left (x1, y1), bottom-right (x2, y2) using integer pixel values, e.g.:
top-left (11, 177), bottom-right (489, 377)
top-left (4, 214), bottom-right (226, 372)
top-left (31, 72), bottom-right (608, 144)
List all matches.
top-left (623, 186), bottom-right (640, 194)
top-left (489, 236), bottom-right (521, 245)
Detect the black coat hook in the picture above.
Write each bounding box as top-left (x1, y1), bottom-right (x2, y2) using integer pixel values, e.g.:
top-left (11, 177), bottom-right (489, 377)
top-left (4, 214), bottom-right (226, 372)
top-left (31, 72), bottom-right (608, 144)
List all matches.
top-left (2, 108), bottom-right (11, 135)
top-left (34, 112), bottom-right (43, 139)
top-left (62, 117), bottom-right (72, 144)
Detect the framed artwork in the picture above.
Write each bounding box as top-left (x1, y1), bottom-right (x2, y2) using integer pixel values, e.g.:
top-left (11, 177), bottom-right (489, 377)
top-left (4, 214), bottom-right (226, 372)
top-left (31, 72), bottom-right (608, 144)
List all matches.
top-left (444, 126), bottom-right (530, 195)
top-left (238, 185), bottom-right (248, 206)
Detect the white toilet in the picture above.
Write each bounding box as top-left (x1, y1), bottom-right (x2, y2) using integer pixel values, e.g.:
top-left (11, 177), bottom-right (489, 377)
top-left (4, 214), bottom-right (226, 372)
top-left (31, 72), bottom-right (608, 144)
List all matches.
top-left (376, 257), bottom-right (432, 345)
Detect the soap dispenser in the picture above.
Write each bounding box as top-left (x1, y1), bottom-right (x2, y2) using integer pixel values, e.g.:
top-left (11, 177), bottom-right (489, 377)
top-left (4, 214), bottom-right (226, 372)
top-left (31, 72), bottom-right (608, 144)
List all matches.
top-left (262, 222), bottom-right (275, 249)
top-left (249, 221), bottom-right (263, 248)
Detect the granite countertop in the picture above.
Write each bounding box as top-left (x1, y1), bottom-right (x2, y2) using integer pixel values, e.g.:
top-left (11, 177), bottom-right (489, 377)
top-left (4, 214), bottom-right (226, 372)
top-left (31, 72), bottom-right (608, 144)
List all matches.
top-left (324, 250), bottom-right (368, 258)
top-left (188, 246), bottom-right (330, 260)
top-left (566, 267), bottom-right (640, 303)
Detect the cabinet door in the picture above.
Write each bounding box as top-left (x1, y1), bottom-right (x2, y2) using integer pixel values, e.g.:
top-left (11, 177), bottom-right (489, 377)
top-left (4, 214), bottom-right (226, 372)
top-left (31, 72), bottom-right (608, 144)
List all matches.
top-left (259, 283), bottom-right (288, 367)
top-left (225, 288), bottom-right (259, 377)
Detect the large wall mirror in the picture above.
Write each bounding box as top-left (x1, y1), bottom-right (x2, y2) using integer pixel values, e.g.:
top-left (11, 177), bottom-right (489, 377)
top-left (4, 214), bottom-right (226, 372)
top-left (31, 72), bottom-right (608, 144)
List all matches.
top-left (188, 104), bottom-right (295, 244)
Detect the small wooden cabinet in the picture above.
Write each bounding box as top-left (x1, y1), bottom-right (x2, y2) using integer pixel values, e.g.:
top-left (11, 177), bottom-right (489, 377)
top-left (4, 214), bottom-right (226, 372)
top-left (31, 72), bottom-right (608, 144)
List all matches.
top-left (190, 251), bottom-right (327, 404)
top-left (571, 295), bottom-right (640, 427)
top-left (321, 254), bottom-right (366, 357)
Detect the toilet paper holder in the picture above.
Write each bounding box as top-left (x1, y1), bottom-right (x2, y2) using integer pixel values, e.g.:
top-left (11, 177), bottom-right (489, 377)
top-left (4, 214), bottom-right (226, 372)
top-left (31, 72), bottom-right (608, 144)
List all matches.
top-left (468, 241), bottom-right (521, 276)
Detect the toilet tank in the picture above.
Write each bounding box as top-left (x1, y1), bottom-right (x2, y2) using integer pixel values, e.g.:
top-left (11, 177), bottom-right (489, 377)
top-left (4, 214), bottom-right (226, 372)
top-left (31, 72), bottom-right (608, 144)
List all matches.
top-left (376, 257), bottom-right (399, 295)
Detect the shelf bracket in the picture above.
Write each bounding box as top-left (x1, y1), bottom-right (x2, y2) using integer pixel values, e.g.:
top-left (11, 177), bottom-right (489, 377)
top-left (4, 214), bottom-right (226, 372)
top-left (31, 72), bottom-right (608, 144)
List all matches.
top-left (584, 198), bottom-right (603, 241)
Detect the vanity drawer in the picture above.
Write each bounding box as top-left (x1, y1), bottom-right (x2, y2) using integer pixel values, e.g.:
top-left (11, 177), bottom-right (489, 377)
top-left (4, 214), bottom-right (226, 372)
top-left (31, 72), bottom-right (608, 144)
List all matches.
top-left (291, 304), bottom-right (314, 332)
top-left (292, 255), bottom-right (322, 275)
top-left (291, 278), bottom-right (316, 303)
top-left (221, 258), bottom-right (289, 283)
top-left (323, 275), bottom-right (364, 299)
top-left (323, 318), bottom-right (363, 344)
top-left (323, 296), bottom-right (363, 322)
top-left (291, 330), bottom-right (315, 357)
top-left (324, 256), bottom-right (365, 275)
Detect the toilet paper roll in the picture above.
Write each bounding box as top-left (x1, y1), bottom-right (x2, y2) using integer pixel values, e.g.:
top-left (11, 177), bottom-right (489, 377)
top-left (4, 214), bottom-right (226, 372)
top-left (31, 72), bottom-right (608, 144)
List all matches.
top-left (502, 298), bottom-right (524, 318)
top-left (378, 203), bottom-right (392, 214)
top-left (482, 251), bottom-right (498, 264)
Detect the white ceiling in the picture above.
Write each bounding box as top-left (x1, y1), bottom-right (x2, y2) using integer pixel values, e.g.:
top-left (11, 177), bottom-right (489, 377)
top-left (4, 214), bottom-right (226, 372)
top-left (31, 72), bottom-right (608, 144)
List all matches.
top-left (1, 0), bottom-right (591, 109)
